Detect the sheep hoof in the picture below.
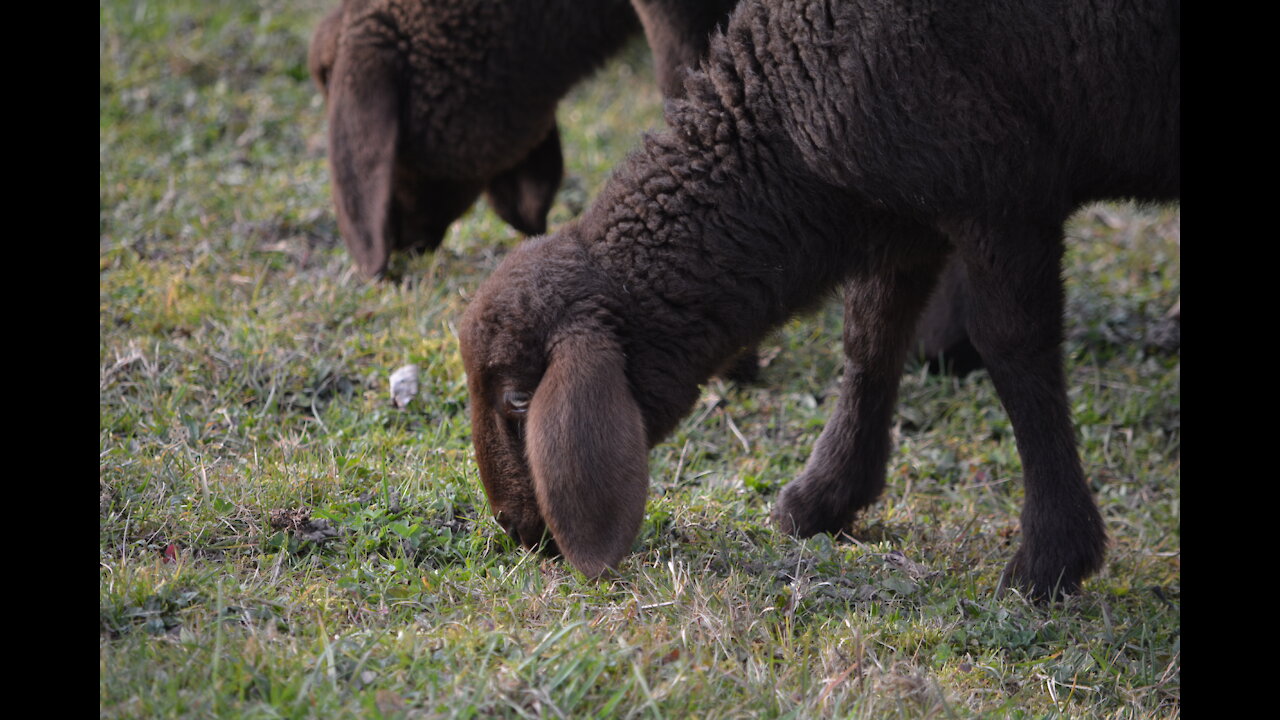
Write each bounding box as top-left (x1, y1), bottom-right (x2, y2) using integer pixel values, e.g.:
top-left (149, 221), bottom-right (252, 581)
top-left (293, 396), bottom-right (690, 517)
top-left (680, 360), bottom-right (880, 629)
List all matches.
top-left (771, 483), bottom-right (851, 538)
top-left (996, 546), bottom-right (1088, 603)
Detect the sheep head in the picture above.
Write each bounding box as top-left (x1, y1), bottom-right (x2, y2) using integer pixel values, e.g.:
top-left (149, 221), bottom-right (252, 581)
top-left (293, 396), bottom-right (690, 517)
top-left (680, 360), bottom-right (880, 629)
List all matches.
top-left (458, 236), bottom-right (649, 578)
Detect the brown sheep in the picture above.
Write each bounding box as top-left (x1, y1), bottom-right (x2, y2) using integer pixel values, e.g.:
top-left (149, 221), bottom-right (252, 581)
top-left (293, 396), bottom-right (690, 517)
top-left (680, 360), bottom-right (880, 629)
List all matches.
top-left (458, 0), bottom-right (1180, 600)
top-left (309, 0), bottom-right (640, 279)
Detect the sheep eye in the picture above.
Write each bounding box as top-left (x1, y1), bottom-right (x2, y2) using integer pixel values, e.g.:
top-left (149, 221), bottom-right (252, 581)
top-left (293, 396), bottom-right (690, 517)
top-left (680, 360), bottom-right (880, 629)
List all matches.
top-left (503, 390), bottom-right (531, 415)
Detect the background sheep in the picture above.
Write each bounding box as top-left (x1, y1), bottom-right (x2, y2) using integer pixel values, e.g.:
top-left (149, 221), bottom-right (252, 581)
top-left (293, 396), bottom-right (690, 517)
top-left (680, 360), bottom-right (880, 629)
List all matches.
top-left (459, 0), bottom-right (1179, 600)
top-left (310, 0), bottom-right (640, 279)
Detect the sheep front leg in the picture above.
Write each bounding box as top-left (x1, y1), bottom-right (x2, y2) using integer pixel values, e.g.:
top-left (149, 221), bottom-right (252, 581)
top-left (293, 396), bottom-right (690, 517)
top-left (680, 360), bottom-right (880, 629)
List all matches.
top-left (954, 223), bottom-right (1107, 600)
top-left (773, 253), bottom-right (946, 538)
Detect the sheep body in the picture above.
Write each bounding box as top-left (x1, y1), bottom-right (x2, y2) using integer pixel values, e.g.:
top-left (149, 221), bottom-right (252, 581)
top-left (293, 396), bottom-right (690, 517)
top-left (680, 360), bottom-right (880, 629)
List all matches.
top-left (460, 0), bottom-right (1179, 597)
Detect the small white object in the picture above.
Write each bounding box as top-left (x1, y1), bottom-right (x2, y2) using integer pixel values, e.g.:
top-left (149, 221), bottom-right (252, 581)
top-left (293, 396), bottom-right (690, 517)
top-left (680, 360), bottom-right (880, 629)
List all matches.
top-left (389, 364), bottom-right (420, 408)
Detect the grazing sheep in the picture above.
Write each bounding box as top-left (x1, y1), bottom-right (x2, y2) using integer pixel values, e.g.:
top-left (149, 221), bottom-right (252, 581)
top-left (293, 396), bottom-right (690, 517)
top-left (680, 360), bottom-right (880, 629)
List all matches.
top-left (459, 0), bottom-right (1180, 600)
top-left (309, 0), bottom-right (640, 279)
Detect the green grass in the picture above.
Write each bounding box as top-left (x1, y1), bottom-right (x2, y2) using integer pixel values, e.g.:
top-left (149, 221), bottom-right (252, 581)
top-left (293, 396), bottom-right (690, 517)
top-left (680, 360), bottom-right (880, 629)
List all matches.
top-left (100, 1), bottom-right (1180, 717)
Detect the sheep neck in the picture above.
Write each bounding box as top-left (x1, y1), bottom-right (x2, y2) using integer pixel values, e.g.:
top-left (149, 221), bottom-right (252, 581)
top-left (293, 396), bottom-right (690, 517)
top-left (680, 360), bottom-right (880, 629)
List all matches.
top-left (573, 116), bottom-right (858, 444)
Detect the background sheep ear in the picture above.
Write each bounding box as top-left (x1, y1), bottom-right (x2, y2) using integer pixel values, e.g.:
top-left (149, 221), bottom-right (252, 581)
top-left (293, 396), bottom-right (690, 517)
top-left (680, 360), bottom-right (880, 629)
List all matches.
top-left (485, 124), bottom-right (564, 236)
top-left (326, 41), bottom-right (400, 279)
top-left (307, 6), bottom-right (342, 98)
top-left (526, 333), bottom-right (649, 577)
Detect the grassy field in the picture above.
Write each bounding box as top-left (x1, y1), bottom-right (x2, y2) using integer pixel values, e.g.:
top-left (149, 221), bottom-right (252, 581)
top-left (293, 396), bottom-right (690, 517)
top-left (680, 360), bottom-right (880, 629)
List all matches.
top-left (100, 1), bottom-right (1180, 717)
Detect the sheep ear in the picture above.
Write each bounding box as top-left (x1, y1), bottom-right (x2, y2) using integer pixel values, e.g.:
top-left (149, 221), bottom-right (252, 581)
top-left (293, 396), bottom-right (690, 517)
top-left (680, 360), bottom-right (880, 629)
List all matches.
top-left (326, 41), bottom-right (399, 279)
top-left (485, 123), bottom-right (564, 236)
top-left (307, 7), bottom-right (343, 98)
top-left (526, 332), bottom-right (649, 577)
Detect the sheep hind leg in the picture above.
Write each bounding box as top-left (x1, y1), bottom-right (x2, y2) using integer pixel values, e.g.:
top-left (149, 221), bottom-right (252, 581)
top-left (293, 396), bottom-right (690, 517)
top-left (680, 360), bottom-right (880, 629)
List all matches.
top-left (912, 258), bottom-right (984, 376)
top-left (952, 221), bottom-right (1107, 601)
top-left (773, 250), bottom-right (948, 539)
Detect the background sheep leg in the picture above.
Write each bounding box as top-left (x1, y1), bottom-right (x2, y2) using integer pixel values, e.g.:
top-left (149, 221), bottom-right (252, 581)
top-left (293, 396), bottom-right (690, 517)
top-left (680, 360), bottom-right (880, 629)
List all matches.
top-left (630, 0), bottom-right (738, 98)
top-left (953, 223), bottom-right (1108, 599)
top-left (772, 247), bottom-right (948, 537)
top-left (484, 124), bottom-right (565, 237)
top-left (912, 260), bottom-right (982, 375)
